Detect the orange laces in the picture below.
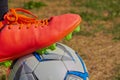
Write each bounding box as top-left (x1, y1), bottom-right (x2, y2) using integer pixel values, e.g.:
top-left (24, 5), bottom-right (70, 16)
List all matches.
top-left (0, 8), bottom-right (48, 30)
top-left (4, 8), bottom-right (38, 24)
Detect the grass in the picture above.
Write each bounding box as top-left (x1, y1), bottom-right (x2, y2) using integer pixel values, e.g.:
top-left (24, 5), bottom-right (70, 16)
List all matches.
top-left (71, 0), bottom-right (120, 20)
top-left (23, 0), bottom-right (47, 9)
top-left (70, 0), bottom-right (120, 39)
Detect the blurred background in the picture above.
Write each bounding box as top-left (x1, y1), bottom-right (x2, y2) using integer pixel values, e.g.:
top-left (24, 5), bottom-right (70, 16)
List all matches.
top-left (0, 0), bottom-right (120, 80)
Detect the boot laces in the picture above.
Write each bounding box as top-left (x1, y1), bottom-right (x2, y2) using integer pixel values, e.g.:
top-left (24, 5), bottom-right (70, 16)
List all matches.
top-left (0, 8), bottom-right (48, 29)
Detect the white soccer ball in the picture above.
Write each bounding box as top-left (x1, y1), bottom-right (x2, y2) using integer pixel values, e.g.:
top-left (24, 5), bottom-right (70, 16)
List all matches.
top-left (8, 43), bottom-right (89, 80)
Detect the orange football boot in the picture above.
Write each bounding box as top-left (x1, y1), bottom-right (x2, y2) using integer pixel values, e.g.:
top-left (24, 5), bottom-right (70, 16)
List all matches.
top-left (0, 8), bottom-right (81, 62)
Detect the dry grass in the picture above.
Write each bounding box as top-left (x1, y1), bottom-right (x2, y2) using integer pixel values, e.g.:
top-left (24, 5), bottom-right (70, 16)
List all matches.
top-left (0, 0), bottom-right (120, 80)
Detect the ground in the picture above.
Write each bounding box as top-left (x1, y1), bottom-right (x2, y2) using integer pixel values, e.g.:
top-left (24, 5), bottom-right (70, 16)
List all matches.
top-left (0, 0), bottom-right (120, 80)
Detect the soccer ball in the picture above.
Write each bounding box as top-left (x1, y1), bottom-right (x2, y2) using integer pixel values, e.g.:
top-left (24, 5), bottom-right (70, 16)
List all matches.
top-left (8, 43), bottom-right (89, 80)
